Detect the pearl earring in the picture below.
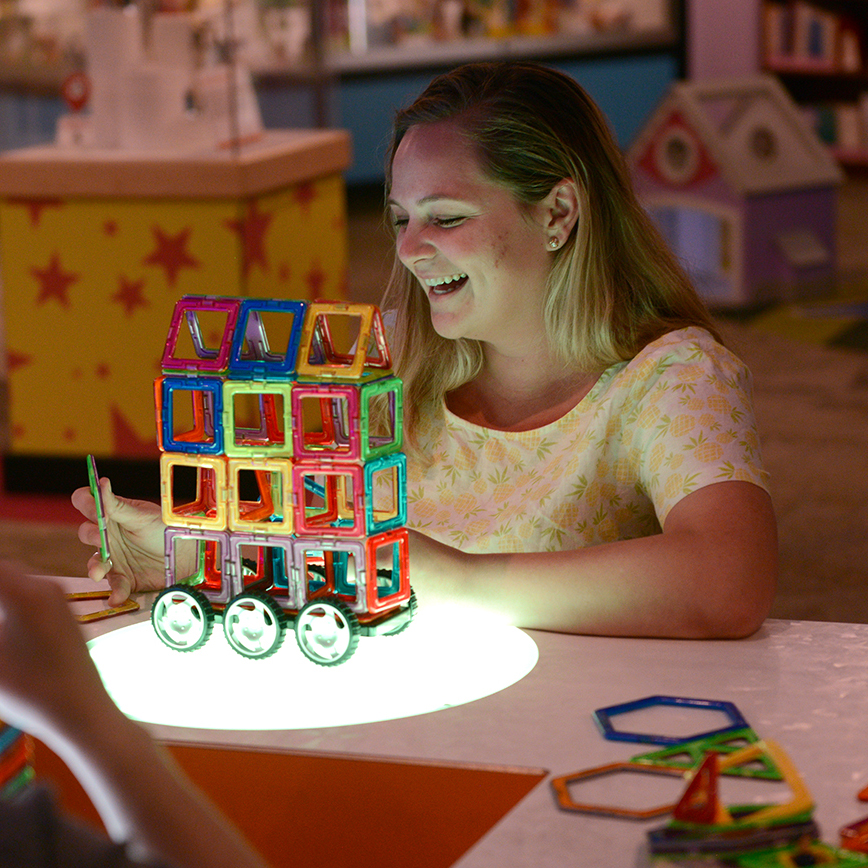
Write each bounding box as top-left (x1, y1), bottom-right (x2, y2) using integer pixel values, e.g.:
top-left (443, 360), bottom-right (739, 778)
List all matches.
top-left (549, 237), bottom-right (560, 249)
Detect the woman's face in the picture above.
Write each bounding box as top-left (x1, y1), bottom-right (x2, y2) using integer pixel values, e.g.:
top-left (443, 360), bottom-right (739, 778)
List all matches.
top-left (388, 120), bottom-right (554, 352)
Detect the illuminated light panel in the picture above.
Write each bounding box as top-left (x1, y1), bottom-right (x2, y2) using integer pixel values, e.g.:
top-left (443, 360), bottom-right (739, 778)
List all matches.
top-left (88, 608), bottom-right (539, 731)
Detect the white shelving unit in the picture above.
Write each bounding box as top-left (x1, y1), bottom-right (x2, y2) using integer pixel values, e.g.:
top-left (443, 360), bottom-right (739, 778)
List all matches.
top-left (760, 0), bottom-right (868, 166)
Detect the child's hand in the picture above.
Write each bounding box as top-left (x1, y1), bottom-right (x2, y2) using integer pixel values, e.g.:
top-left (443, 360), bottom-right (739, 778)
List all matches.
top-left (0, 565), bottom-right (118, 742)
top-left (71, 477), bottom-right (167, 605)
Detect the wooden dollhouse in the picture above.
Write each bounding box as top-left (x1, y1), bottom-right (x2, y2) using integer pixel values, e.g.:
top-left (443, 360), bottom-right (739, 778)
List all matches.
top-left (627, 75), bottom-right (843, 307)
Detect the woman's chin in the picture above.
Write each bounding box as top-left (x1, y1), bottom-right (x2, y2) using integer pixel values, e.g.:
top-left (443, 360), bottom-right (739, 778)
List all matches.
top-left (430, 316), bottom-right (468, 341)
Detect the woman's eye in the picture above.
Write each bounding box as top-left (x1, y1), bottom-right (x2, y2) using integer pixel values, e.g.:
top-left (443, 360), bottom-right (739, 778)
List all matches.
top-left (389, 214), bottom-right (464, 231)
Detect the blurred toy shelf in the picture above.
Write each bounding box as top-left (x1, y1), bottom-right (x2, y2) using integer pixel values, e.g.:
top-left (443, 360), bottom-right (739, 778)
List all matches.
top-left (0, 1), bottom-right (683, 183)
top-left (763, 57), bottom-right (868, 79)
top-left (0, 30), bottom-right (681, 92)
top-left (0, 62), bottom-right (75, 93)
top-left (259, 25), bottom-right (679, 77)
top-left (0, 0), bottom-right (678, 83)
top-left (0, 2), bottom-right (682, 108)
top-left (0, 24), bottom-right (679, 94)
top-left (761, 0), bottom-right (868, 166)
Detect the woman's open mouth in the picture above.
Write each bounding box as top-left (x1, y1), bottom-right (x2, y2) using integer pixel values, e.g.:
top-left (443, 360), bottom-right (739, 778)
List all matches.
top-left (425, 273), bottom-right (468, 296)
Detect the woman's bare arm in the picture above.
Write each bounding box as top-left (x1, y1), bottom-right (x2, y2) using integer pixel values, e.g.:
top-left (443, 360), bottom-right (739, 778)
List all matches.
top-left (406, 481), bottom-right (777, 639)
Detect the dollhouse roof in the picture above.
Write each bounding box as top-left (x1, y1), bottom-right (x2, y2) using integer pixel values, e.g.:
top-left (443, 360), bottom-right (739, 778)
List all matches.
top-left (628, 75), bottom-right (842, 196)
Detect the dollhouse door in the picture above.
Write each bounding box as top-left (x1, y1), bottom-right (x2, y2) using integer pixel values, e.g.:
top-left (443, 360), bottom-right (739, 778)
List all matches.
top-left (648, 202), bottom-right (743, 307)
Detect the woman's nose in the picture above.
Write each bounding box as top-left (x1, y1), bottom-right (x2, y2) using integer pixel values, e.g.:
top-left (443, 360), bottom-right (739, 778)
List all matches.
top-left (396, 223), bottom-right (434, 265)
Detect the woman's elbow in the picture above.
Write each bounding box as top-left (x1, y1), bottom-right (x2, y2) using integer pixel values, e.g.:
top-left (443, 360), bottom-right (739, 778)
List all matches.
top-left (698, 556), bottom-right (778, 640)
top-left (669, 483), bottom-right (779, 639)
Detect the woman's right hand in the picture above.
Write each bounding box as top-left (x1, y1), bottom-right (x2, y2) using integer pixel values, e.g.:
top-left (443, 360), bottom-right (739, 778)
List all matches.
top-left (71, 477), bottom-right (167, 605)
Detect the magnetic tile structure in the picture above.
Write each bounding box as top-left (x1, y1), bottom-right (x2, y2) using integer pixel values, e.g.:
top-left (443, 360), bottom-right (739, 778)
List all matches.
top-left (151, 295), bottom-right (415, 666)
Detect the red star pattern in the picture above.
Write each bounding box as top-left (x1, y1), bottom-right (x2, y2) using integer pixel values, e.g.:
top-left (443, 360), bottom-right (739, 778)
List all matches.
top-left (111, 405), bottom-right (160, 457)
top-left (278, 262), bottom-right (291, 283)
top-left (31, 253), bottom-right (79, 308)
top-left (95, 363), bottom-right (111, 379)
top-left (305, 260), bottom-right (326, 298)
top-left (142, 226), bottom-right (200, 287)
top-left (294, 182), bottom-right (316, 211)
top-left (112, 275), bottom-right (148, 316)
top-left (224, 202), bottom-right (273, 278)
top-left (104, 220), bottom-right (118, 236)
top-left (6, 351), bottom-right (32, 374)
top-left (63, 428), bottom-right (76, 442)
top-left (8, 197), bottom-right (63, 227)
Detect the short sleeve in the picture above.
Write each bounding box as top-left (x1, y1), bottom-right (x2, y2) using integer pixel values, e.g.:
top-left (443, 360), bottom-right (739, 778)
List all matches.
top-left (623, 330), bottom-right (770, 527)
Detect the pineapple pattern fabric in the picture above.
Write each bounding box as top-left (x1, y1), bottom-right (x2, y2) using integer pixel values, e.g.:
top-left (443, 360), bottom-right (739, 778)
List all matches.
top-left (406, 327), bottom-right (769, 553)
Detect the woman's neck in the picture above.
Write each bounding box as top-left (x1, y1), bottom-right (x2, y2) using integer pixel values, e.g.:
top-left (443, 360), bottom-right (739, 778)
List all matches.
top-left (445, 345), bottom-right (600, 431)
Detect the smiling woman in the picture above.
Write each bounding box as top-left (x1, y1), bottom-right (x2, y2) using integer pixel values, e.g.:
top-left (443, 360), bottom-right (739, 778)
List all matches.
top-left (73, 62), bottom-right (778, 642)
top-left (377, 61), bottom-right (778, 639)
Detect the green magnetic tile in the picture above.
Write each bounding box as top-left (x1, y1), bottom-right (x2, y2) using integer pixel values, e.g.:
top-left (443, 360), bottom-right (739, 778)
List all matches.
top-left (631, 728), bottom-right (781, 780)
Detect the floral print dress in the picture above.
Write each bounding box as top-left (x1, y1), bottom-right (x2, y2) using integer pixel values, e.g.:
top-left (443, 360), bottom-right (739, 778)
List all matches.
top-left (405, 327), bottom-right (770, 553)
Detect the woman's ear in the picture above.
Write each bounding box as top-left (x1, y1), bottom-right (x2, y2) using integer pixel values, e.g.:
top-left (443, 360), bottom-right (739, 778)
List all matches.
top-left (542, 178), bottom-right (580, 240)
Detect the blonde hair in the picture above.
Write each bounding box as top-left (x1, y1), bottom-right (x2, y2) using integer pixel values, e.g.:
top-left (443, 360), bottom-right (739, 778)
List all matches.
top-left (381, 61), bottom-right (719, 452)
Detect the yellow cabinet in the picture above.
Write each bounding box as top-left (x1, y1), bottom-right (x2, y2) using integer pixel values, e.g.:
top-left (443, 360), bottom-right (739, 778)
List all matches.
top-left (0, 129), bottom-right (351, 460)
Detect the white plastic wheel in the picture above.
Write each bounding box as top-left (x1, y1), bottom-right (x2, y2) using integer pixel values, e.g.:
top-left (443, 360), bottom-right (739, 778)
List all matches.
top-left (151, 586), bottom-right (214, 652)
top-left (295, 598), bottom-right (360, 666)
top-left (223, 593), bottom-right (287, 659)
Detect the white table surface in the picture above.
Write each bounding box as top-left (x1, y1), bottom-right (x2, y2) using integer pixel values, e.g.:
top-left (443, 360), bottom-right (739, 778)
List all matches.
top-left (59, 575), bottom-right (868, 867)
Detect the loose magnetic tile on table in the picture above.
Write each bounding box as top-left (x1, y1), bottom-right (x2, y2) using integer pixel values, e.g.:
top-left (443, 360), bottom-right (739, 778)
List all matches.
top-left (550, 761), bottom-right (687, 820)
top-left (593, 695), bottom-right (750, 746)
top-left (631, 727), bottom-right (782, 780)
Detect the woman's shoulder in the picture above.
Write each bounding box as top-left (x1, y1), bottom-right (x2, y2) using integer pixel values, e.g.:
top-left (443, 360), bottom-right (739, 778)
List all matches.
top-left (639, 325), bottom-right (731, 357)
top-left (627, 326), bottom-right (747, 377)
top-left (595, 326), bottom-right (750, 403)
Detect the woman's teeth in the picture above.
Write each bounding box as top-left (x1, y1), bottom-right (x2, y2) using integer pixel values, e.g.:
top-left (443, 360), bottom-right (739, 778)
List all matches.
top-left (425, 273), bottom-right (467, 294)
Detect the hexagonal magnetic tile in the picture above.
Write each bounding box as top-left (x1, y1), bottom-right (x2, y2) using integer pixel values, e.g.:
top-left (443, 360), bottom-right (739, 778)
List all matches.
top-left (551, 762), bottom-right (686, 819)
top-left (593, 695), bottom-right (749, 746)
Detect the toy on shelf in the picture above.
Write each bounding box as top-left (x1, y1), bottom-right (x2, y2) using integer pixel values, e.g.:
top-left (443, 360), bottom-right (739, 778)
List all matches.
top-left (56, 5), bottom-right (263, 151)
top-left (150, 295), bottom-right (415, 667)
top-left (628, 75), bottom-right (842, 308)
